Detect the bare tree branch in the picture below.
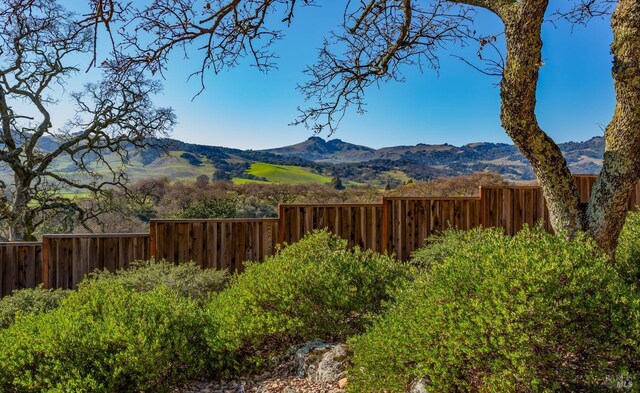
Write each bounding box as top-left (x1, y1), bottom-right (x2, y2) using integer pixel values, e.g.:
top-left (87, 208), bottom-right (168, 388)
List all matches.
top-left (294, 0), bottom-right (474, 134)
top-left (0, 0), bottom-right (175, 240)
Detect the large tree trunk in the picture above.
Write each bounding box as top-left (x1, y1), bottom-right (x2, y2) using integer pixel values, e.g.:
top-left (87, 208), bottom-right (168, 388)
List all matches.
top-left (586, 0), bottom-right (640, 253)
top-left (8, 179), bottom-right (36, 242)
top-left (497, 0), bottom-right (586, 238)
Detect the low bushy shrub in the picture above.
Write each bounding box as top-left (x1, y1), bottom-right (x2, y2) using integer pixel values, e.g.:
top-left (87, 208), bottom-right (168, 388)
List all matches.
top-left (616, 210), bottom-right (640, 284)
top-left (409, 227), bottom-right (493, 270)
top-left (89, 259), bottom-right (228, 301)
top-left (0, 285), bottom-right (68, 329)
top-left (349, 227), bottom-right (640, 392)
top-left (204, 230), bottom-right (409, 376)
top-left (0, 279), bottom-right (206, 392)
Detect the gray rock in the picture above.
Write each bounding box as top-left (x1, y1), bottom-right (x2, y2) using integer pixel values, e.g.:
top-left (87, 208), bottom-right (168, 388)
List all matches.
top-left (313, 344), bottom-right (348, 383)
top-left (293, 340), bottom-right (349, 383)
top-left (408, 378), bottom-right (428, 393)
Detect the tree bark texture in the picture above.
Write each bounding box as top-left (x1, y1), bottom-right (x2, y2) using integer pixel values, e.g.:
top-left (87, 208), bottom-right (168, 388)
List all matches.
top-left (586, 0), bottom-right (640, 253)
top-left (497, 0), bottom-right (586, 239)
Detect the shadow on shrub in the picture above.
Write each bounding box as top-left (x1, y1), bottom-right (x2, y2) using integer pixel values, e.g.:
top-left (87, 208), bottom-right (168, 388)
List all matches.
top-left (616, 210), bottom-right (640, 285)
top-left (0, 285), bottom-right (68, 329)
top-left (349, 227), bottom-right (640, 392)
top-left (204, 230), bottom-right (410, 377)
top-left (89, 259), bottom-right (228, 301)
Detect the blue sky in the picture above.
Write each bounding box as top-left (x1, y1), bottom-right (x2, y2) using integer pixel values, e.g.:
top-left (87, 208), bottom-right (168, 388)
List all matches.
top-left (55, 1), bottom-right (615, 150)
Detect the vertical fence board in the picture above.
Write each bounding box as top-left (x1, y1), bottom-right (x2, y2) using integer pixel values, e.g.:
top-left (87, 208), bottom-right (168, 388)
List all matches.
top-left (383, 197), bottom-right (482, 261)
top-left (40, 234), bottom-right (149, 290)
top-left (0, 242), bottom-right (42, 297)
top-left (279, 204), bottom-right (384, 254)
top-left (148, 219), bottom-right (278, 274)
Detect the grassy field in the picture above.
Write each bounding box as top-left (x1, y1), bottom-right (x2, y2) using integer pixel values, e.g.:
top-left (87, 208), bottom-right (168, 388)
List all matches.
top-left (2, 151), bottom-right (337, 191)
top-left (46, 150), bottom-right (216, 184)
top-left (121, 151), bottom-right (215, 182)
top-left (232, 178), bottom-right (270, 185)
top-left (239, 163), bottom-right (332, 185)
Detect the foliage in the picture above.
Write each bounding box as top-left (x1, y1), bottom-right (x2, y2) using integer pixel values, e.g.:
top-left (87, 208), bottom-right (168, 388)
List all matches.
top-left (0, 286), bottom-right (69, 329)
top-left (408, 227), bottom-right (493, 270)
top-left (88, 259), bottom-right (228, 301)
top-left (180, 152), bottom-right (204, 166)
top-left (0, 279), bottom-right (206, 393)
top-left (389, 172), bottom-right (508, 197)
top-left (177, 197), bottom-right (237, 219)
top-left (616, 210), bottom-right (640, 284)
top-left (204, 230), bottom-right (409, 376)
top-left (331, 175), bottom-right (345, 190)
top-left (349, 227), bottom-right (640, 392)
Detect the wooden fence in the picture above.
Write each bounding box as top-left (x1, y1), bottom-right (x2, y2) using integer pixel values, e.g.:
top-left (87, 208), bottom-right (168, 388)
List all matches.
top-left (279, 204), bottom-right (383, 252)
top-left (481, 186), bottom-right (552, 235)
top-left (383, 197), bottom-right (482, 261)
top-left (150, 219), bottom-right (278, 273)
top-left (3, 174), bottom-right (640, 296)
top-left (42, 234), bottom-right (150, 290)
top-left (0, 242), bottom-right (42, 297)
top-left (574, 175), bottom-right (640, 209)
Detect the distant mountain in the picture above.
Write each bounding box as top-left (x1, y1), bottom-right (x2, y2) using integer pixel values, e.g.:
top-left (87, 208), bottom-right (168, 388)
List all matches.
top-left (263, 136), bottom-right (375, 162)
top-left (0, 135), bottom-right (606, 187)
top-left (260, 136), bottom-right (604, 181)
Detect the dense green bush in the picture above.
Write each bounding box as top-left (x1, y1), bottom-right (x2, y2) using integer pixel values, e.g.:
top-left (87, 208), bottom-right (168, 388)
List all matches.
top-left (204, 230), bottom-right (409, 376)
top-left (408, 227), bottom-right (493, 270)
top-left (89, 259), bottom-right (228, 301)
top-left (0, 285), bottom-right (68, 329)
top-left (0, 279), bottom-right (206, 392)
top-left (349, 227), bottom-right (640, 392)
top-left (616, 210), bottom-right (640, 284)
top-left (178, 197), bottom-right (237, 218)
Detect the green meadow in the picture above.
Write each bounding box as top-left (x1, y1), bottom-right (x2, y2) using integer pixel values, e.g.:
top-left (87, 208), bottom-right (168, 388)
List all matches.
top-left (235, 163), bottom-right (332, 185)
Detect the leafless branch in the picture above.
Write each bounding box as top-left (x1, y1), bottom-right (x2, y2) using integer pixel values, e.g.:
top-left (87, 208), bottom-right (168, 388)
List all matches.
top-left (0, 0), bottom-right (175, 240)
top-left (294, 0), bottom-right (474, 134)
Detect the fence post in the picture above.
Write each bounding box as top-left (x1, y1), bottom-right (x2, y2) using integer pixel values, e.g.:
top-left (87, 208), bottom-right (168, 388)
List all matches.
top-left (278, 204), bottom-right (285, 244)
top-left (381, 198), bottom-right (389, 254)
top-left (149, 221), bottom-right (156, 260)
top-left (41, 237), bottom-right (50, 289)
top-left (479, 187), bottom-right (485, 228)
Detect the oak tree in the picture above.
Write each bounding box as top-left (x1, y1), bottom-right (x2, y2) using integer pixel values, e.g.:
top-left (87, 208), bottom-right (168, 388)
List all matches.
top-left (0, 0), bottom-right (175, 240)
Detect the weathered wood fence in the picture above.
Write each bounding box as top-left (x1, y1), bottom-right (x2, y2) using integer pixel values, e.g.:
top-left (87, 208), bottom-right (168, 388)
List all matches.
top-left (1, 174), bottom-right (638, 296)
top-left (279, 204), bottom-right (383, 252)
top-left (383, 197), bottom-right (483, 261)
top-left (150, 219), bottom-right (278, 273)
top-left (42, 234), bottom-right (150, 290)
top-left (0, 242), bottom-right (42, 297)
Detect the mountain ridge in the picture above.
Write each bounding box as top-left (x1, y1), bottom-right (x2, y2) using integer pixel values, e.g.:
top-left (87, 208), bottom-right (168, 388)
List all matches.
top-left (1, 135), bottom-right (606, 187)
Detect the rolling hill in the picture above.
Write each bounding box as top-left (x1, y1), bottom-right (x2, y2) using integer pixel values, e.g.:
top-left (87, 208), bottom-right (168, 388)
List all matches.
top-left (0, 135), bottom-right (606, 188)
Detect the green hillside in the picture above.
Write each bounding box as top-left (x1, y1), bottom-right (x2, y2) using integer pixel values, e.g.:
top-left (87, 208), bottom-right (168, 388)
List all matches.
top-left (237, 163), bottom-right (332, 185)
top-left (46, 150), bottom-right (215, 184)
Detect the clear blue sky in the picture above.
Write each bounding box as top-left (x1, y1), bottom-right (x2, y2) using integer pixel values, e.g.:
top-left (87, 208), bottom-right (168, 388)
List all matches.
top-left (56, 2), bottom-right (615, 150)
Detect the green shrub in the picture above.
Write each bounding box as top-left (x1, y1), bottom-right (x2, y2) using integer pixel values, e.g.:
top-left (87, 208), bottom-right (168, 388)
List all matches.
top-left (409, 227), bottom-right (496, 270)
top-left (616, 210), bottom-right (640, 284)
top-left (204, 230), bottom-right (409, 376)
top-left (0, 285), bottom-right (68, 329)
top-left (349, 227), bottom-right (640, 392)
top-left (178, 197), bottom-right (237, 218)
top-left (89, 259), bottom-right (228, 301)
top-left (0, 279), bottom-right (206, 392)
